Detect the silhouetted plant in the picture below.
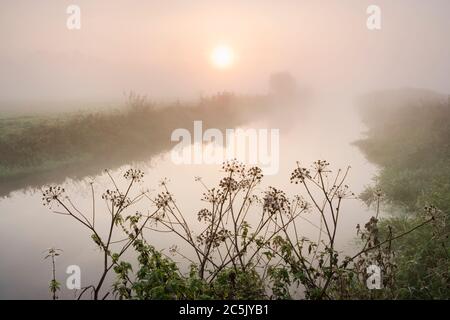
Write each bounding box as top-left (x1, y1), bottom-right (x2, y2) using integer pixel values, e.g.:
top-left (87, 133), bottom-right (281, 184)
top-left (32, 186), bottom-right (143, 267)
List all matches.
top-left (42, 160), bottom-right (438, 300)
top-left (43, 168), bottom-right (158, 299)
top-left (44, 248), bottom-right (62, 300)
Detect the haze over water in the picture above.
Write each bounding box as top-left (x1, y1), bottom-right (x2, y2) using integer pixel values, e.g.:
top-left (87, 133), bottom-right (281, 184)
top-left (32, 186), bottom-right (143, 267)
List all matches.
top-left (0, 0), bottom-right (449, 299)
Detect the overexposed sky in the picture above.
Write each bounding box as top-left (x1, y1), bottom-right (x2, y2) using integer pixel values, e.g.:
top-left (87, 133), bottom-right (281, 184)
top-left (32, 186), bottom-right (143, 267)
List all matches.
top-left (0, 0), bottom-right (449, 102)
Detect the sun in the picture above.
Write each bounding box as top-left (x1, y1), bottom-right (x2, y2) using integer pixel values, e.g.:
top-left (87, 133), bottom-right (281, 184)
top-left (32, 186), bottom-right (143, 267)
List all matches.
top-left (211, 45), bottom-right (235, 69)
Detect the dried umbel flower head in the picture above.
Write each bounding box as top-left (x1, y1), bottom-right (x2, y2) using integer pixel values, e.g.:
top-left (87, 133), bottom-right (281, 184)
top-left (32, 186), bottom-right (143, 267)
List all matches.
top-left (313, 160), bottom-right (330, 174)
top-left (102, 190), bottom-right (131, 207)
top-left (247, 166), bottom-right (263, 181)
top-left (358, 216), bottom-right (380, 249)
top-left (202, 188), bottom-right (225, 204)
top-left (155, 191), bottom-right (173, 210)
top-left (290, 164), bottom-right (311, 184)
top-left (197, 208), bottom-right (212, 222)
top-left (293, 195), bottom-right (310, 211)
top-left (42, 186), bottom-right (65, 206)
top-left (197, 228), bottom-right (231, 247)
top-left (424, 205), bottom-right (447, 236)
top-left (219, 176), bottom-right (239, 192)
top-left (159, 177), bottom-right (170, 187)
top-left (222, 159), bottom-right (245, 175)
top-left (424, 205), bottom-right (440, 221)
top-left (263, 187), bottom-right (290, 215)
top-left (336, 185), bottom-right (355, 199)
top-left (44, 247), bottom-right (63, 259)
top-left (239, 166), bottom-right (264, 189)
top-left (374, 188), bottom-right (383, 199)
top-left (124, 169), bottom-right (144, 182)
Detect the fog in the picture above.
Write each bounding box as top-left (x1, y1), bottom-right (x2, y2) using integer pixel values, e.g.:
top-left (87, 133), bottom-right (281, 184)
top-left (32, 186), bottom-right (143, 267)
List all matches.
top-left (0, 92), bottom-right (377, 299)
top-left (0, 0), bottom-right (449, 106)
top-left (0, 1), bottom-right (449, 300)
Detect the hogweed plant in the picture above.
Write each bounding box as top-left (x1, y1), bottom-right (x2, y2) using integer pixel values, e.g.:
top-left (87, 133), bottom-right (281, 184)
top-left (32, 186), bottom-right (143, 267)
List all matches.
top-left (42, 169), bottom-right (157, 300)
top-left (42, 160), bottom-right (439, 300)
top-left (44, 248), bottom-right (62, 300)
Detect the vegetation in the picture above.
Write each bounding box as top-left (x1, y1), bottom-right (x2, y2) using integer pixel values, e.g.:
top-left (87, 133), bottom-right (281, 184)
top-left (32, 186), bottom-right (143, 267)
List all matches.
top-left (43, 248), bottom-right (62, 300)
top-left (42, 160), bottom-right (440, 300)
top-left (355, 90), bottom-right (450, 299)
top-left (19, 88), bottom-right (446, 300)
top-left (0, 92), bottom-right (275, 195)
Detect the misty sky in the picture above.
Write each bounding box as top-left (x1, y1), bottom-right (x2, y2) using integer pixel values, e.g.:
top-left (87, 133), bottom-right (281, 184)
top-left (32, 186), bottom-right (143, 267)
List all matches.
top-left (0, 0), bottom-right (449, 103)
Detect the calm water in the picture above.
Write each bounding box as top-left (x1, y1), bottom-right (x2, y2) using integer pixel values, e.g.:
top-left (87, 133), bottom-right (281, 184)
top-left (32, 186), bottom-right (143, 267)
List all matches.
top-left (0, 95), bottom-right (376, 299)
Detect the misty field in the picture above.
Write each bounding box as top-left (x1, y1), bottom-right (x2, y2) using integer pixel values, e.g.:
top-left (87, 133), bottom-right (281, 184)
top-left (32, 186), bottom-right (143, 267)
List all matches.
top-left (0, 92), bottom-right (281, 196)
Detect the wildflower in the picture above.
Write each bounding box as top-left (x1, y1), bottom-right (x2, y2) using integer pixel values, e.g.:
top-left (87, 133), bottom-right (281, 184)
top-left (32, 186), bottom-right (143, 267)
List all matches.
top-left (313, 160), bottom-right (330, 174)
top-left (290, 164), bottom-right (311, 184)
top-left (159, 178), bottom-right (170, 187)
top-left (124, 168), bottom-right (144, 182)
top-left (219, 176), bottom-right (239, 192)
top-left (202, 188), bottom-right (225, 204)
top-left (42, 186), bottom-right (65, 206)
top-left (263, 187), bottom-right (290, 215)
top-left (248, 166), bottom-right (263, 180)
top-left (222, 159), bottom-right (245, 175)
top-left (102, 190), bottom-right (131, 207)
top-left (197, 208), bottom-right (212, 222)
top-left (155, 192), bottom-right (172, 210)
top-left (336, 185), bottom-right (355, 199)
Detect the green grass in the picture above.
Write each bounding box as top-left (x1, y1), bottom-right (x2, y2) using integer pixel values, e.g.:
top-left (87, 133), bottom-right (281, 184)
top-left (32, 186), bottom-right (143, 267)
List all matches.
top-left (355, 88), bottom-right (450, 299)
top-left (0, 93), bottom-right (275, 183)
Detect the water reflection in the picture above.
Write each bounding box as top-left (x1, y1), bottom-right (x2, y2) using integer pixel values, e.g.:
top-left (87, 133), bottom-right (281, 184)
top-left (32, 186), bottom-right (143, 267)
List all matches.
top-left (0, 95), bottom-right (376, 299)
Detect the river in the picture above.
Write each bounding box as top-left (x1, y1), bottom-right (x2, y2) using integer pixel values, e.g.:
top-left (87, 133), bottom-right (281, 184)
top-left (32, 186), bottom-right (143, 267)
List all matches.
top-left (0, 93), bottom-right (377, 299)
